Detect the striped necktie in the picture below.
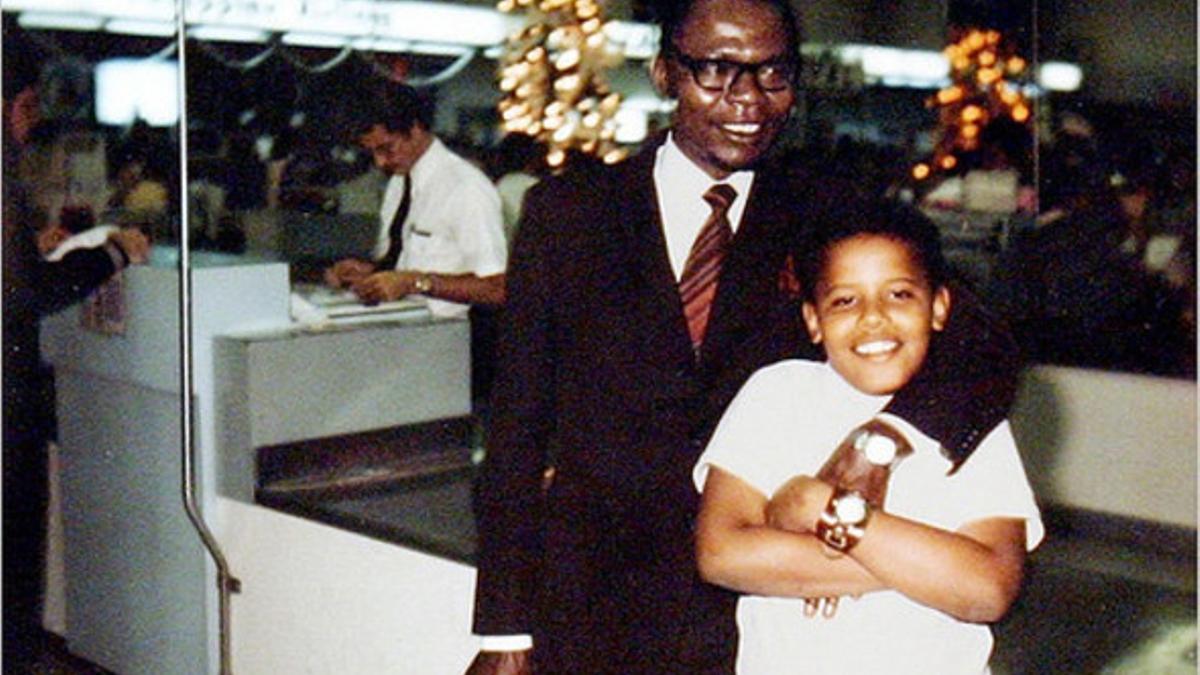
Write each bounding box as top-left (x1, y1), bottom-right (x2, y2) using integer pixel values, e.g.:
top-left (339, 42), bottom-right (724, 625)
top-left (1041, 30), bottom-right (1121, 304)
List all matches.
top-left (679, 183), bottom-right (737, 351)
top-left (378, 176), bottom-right (412, 270)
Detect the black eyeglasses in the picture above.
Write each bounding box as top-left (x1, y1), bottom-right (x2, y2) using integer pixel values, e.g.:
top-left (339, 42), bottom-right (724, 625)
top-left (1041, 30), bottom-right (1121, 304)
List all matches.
top-left (668, 49), bottom-right (797, 93)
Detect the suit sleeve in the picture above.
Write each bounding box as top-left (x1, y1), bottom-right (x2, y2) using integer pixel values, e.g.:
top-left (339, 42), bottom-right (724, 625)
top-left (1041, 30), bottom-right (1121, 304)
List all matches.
top-left (470, 179), bottom-right (558, 636)
top-left (3, 182), bottom-right (121, 321)
top-left (882, 281), bottom-right (1022, 463)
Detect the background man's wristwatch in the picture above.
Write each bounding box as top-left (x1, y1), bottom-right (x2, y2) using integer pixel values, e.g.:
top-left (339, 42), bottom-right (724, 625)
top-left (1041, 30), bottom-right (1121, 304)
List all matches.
top-left (815, 487), bottom-right (871, 552)
top-left (413, 274), bottom-right (434, 294)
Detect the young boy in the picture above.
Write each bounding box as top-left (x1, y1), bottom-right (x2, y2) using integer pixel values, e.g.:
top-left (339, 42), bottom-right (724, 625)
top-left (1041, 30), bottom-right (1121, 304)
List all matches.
top-left (693, 198), bottom-right (1043, 674)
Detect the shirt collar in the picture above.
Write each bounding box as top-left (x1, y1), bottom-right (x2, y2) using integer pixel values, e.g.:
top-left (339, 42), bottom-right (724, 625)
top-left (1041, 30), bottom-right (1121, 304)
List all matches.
top-left (405, 136), bottom-right (447, 194)
top-left (657, 132), bottom-right (755, 204)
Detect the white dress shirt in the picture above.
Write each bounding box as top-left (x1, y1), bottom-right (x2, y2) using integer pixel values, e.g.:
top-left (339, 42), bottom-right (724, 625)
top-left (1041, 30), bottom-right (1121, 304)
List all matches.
top-left (653, 133), bottom-right (755, 280)
top-left (374, 137), bottom-right (507, 318)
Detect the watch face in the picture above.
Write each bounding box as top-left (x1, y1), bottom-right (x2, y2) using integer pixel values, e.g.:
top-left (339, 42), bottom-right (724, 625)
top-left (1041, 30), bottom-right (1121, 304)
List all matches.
top-left (858, 431), bottom-right (898, 465)
top-left (834, 493), bottom-right (868, 524)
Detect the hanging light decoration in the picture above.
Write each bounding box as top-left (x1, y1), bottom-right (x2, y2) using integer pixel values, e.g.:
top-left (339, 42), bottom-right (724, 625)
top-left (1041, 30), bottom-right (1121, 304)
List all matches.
top-left (915, 28), bottom-right (1034, 181)
top-left (496, 0), bottom-right (628, 169)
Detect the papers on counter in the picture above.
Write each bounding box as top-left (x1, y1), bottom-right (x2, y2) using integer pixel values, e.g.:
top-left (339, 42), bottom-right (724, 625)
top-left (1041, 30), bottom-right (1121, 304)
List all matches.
top-left (290, 283), bottom-right (426, 325)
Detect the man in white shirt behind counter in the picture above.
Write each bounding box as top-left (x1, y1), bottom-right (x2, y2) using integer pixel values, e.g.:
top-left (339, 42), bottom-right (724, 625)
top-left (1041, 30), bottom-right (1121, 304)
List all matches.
top-left (324, 80), bottom-right (507, 319)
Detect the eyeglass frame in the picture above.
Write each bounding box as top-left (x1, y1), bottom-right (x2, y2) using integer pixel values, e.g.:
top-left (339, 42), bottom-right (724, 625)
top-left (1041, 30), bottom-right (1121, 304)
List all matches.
top-left (664, 45), bottom-right (799, 93)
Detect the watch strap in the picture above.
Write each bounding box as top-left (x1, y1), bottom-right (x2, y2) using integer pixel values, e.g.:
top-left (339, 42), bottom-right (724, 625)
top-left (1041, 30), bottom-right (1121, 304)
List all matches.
top-left (815, 487), bottom-right (870, 552)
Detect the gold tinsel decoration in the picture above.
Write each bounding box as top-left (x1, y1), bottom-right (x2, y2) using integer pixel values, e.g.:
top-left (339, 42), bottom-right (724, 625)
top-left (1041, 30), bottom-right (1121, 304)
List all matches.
top-left (913, 28), bottom-right (1033, 181)
top-left (496, 0), bottom-right (628, 168)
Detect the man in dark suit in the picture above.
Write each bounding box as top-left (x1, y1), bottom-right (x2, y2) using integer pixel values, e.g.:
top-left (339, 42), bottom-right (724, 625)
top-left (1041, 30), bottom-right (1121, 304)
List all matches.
top-left (3, 64), bottom-right (151, 666)
top-left (468, 0), bottom-right (1019, 673)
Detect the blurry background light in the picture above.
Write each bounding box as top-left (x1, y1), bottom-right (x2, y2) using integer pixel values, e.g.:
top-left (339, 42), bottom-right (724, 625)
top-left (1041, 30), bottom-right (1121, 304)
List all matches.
top-left (17, 12), bottom-right (104, 31)
top-left (105, 19), bottom-right (175, 37)
top-left (187, 25), bottom-right (269, 43)
top-left (94, 57), bottom-right (179, 126)
top-left (281, 32), bottom-right (350, 49)
top-left (1038, 61), bottom-right (1084, 92)
top-left (840, 44), bottom-right (951, 89)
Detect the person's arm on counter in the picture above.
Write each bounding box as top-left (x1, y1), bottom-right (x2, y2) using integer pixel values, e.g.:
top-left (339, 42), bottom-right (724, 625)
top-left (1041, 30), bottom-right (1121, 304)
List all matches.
top-left (351, 270), bottom-right (505, 306)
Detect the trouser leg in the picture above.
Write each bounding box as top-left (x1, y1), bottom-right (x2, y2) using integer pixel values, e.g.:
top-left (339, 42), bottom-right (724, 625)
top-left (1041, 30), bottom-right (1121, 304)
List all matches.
top-left (3, 436), bottom-right (50, 668)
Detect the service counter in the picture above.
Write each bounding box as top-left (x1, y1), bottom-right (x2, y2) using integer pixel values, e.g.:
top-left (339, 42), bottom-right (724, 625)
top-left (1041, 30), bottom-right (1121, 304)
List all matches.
top-left (41, 249), bottom-right (482, 674)
top-left (211, 300), bottom-right (482, 673)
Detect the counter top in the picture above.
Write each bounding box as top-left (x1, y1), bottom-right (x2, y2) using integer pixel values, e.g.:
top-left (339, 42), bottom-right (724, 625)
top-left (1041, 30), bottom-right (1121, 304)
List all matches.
top-left (258, 465), bottom-right (478, 565)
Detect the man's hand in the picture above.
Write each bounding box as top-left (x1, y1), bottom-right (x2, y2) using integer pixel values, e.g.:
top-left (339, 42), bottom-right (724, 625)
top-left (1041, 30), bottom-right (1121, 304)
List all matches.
top-left (108, 228), bottom-right (151, 265)
top-left (323, 258), bottom-right (376, 289)
top-left (464, 650), bottom-right (533, 675)
top-left (766, 475), bottom-right (832, 533)
top-left (814, 421), bottom-right (912, 508)
top-left (37, 226), bottom-right (71, 256)
top-left (351, 270), bottom-right (417, 304)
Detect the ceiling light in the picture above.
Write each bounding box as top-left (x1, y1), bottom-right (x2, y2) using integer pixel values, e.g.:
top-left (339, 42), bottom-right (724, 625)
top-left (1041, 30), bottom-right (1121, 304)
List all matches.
top-left (17, 11), bottom-right (105, 32)
top-left (187, 24), bottom-right (270, 43)
top-left (106, 19), bottom-right (176, 37)
top-left (1038, 62), bottom-right (1083, 92)
top-left (281, 32), bottom-right (349, 49)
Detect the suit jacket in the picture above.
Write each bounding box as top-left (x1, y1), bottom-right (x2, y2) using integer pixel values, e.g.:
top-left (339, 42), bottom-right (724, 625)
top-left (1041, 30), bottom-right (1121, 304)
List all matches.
top-left (3, 176), bottom-right (122, 447)
top-left (471, 135), bottom-right (1018, 674)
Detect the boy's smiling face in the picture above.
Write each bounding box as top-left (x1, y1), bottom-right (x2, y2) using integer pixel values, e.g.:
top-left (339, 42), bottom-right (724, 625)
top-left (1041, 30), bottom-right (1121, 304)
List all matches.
top-left (802, 234), bottom-right (951, 395)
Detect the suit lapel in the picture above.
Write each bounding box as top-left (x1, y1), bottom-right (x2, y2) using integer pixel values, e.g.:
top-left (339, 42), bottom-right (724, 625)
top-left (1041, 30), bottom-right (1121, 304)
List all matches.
top-left (700, 162), bottom-right (794, 365)
top-left (614, 140), bottom-right (697, 365)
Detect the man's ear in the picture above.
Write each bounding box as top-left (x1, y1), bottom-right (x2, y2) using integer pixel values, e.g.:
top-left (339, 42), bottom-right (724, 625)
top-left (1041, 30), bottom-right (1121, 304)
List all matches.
top-left (650, 54), bottom-right (673, 99)
top-left (801, 302), bottom-right (823, 344)
top-left (931, 285), bottom-right (952, 331)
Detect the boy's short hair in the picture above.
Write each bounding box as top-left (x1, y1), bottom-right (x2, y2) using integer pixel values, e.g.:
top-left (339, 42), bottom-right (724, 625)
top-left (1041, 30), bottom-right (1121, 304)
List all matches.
top-left (799, 197), bottom-right (949, 301)
top-left (345, 80), bottom-right (436, 141)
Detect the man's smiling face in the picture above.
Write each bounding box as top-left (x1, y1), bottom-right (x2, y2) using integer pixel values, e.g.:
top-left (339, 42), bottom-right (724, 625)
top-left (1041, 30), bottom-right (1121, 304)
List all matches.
top-left (653, 0), bottom-right (796, 179)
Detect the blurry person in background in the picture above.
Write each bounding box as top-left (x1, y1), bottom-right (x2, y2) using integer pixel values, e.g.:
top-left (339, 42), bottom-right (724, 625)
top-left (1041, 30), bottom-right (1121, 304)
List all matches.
top-left (3, 49), bottom-right (151, 669)
top-left (322, 80), bottom-right (507, 316)
top-left (989, 117), bottom-right (1194, 376)
top-left (487, 132), bottom-right (550, 252)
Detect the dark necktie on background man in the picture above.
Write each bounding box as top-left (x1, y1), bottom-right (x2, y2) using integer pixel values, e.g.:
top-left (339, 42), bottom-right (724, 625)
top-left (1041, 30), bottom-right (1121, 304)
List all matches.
top-left (679, 183), bottom-right (737, 351)
top-left (378, 176), bottom-right (412, 270)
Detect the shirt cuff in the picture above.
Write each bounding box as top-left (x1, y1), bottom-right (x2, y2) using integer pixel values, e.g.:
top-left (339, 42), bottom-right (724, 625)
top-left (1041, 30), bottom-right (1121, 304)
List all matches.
top-left (479, 635), bottom-right (533, 651)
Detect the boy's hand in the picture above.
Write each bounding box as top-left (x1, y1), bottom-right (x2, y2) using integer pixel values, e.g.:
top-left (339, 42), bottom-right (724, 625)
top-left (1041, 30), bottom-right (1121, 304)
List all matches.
top-left (767, 475), bottom-right (832, 533)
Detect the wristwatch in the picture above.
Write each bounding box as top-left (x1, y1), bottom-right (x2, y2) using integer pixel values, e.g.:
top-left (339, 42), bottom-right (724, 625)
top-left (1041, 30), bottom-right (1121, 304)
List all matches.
top-left (815, 487), bottom-right (871, 552)
top-left (855, 428), bottom-right (899, 466)
top-left (413, 274), bottom-right (434, 294)
top-left (851, 422), bottom-right (914, 468)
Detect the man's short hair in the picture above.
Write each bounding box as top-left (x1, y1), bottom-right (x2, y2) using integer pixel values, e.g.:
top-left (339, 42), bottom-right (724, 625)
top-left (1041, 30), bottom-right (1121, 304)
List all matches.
top-left (653, 0), bottom-right (801, 60)
top-left (3, 17), bottom-right (42, 102)
top-left (346, 80), bottom-right (437, 140)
